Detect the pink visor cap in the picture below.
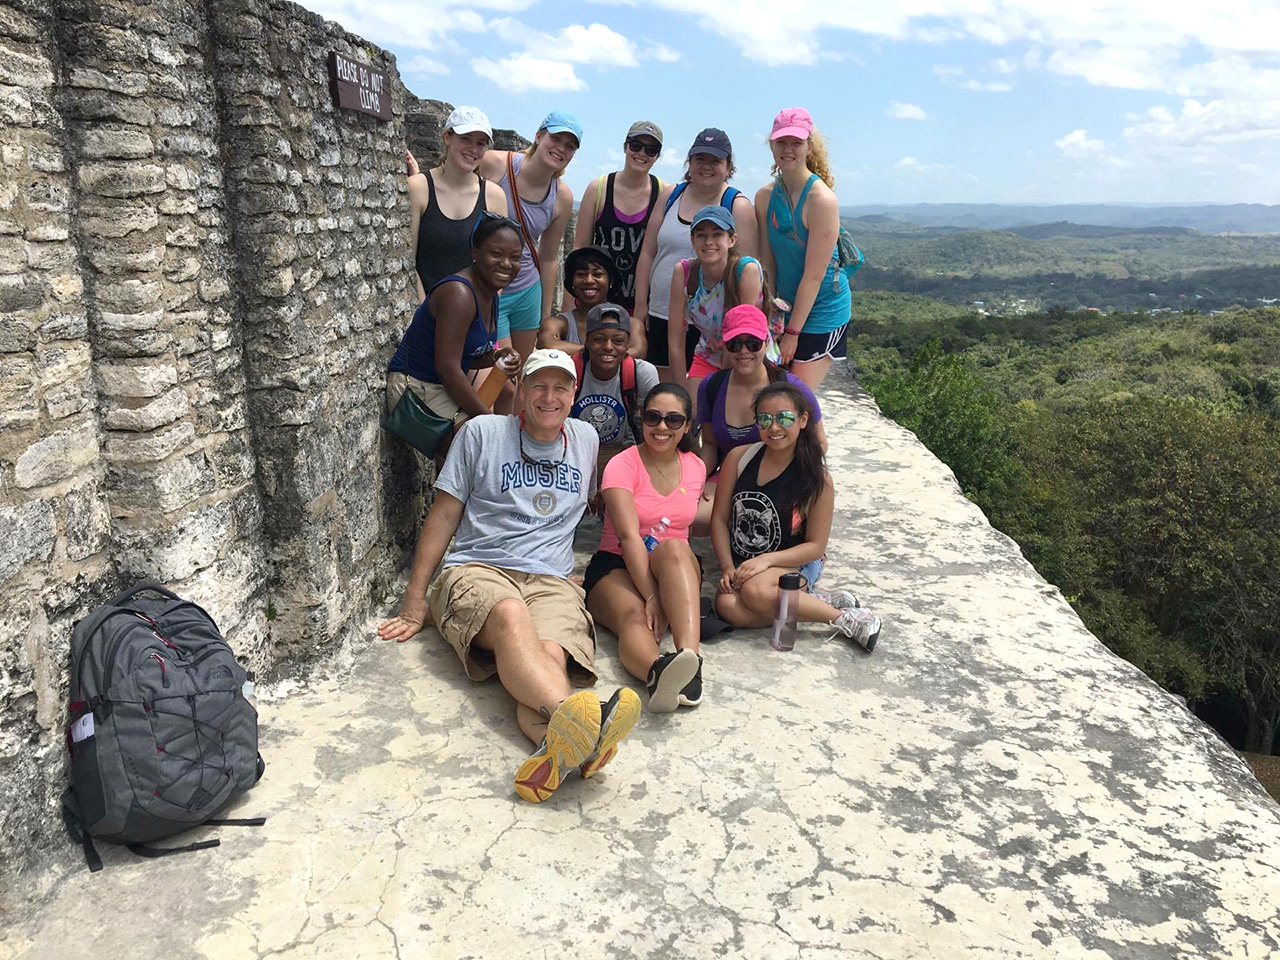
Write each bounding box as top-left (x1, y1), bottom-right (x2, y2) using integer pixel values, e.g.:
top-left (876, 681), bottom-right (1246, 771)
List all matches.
top-left (771, 107), bottom-right (814, 140)
top-left (722, 304), bottom-right (770, 342)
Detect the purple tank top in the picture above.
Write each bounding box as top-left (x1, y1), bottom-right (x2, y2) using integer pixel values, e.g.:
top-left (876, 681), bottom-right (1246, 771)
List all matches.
top-left (500, 153), bottom-right (559, 293)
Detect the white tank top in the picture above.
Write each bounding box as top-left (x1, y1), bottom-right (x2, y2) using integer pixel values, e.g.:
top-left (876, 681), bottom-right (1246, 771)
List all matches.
top-left (648, 198), bottom-right (694, 320)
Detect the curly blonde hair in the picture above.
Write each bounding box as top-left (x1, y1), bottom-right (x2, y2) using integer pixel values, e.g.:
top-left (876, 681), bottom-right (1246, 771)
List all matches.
top-left (769, 126), bottom-right (834, 189)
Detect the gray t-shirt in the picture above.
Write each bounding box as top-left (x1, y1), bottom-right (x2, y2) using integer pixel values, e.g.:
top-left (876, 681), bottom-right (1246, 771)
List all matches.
top-left (570, 357), bottom-right (660, 447)
top-left (435, 415), bottom-right (599, 577)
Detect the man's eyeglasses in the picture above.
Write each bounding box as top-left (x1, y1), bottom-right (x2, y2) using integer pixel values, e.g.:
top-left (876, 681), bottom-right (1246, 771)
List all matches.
top-left (519, 424), bottom-right (568, 468)
top-left (625, 138), bottom-right (661, 158)
top-left (755, 410), bottom-right (799, 429)
top-left (641, 410), bottom-right (688, 429)
top-left (726, 335), bottom-right (765, 353)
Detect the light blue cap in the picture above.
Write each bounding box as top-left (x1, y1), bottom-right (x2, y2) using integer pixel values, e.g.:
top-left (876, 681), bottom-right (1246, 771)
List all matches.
top-left (690, 204), bottom-right (735, 232)
top-left (539, 109), bottom-right (582, 145)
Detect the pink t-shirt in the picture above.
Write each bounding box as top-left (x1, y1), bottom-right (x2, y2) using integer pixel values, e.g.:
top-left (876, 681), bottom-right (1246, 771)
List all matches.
top-left (598, 446), bottom-right (706, 555)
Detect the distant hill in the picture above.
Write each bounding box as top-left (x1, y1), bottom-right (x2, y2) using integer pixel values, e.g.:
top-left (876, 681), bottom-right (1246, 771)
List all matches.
top-left (841, 204), bottom-right (1280, 234)
top-left (1008, 222), bottom-right (1197, 240)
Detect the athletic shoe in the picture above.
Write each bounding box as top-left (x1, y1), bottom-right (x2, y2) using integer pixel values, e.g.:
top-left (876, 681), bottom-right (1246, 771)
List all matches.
top-left (812, 588), bottom-right (860, 610)
top-left (580, 687), bottom-right (642, 779)
top-left (830, 609), bottom-right (882, 651)
top-left (514, 690), bottom-right (601, 803)
top-left (645, 648), bottom-right (700, 713)
top-left (677, 654), bottom-right (703, 707)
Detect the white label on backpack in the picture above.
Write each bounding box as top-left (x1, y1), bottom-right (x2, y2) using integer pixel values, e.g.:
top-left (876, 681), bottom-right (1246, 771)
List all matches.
top-left (71, 713), bottom-right (94, 743)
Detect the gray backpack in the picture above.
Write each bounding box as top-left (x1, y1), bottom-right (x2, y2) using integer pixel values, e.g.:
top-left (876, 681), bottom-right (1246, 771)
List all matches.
top-left (62, 582), bottom-right (265, 871)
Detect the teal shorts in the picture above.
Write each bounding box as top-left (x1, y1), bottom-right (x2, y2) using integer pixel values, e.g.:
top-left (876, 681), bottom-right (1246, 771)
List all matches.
top-left (497, 280), bottom-right (542, 339)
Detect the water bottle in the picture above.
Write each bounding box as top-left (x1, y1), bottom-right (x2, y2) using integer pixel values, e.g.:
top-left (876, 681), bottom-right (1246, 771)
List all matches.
top-left (772, 572), bottom-right (802, 651)
top-left (643, 517), bottom-right (671, 552)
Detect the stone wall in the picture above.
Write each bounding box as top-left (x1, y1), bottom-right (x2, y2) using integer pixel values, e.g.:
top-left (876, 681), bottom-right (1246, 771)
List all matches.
top-left (0, 0), bottom-right (422, 882)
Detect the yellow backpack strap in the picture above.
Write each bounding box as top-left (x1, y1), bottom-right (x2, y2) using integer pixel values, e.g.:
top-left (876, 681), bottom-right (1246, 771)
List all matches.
top-left (591, 173), bottom-right (608, 224)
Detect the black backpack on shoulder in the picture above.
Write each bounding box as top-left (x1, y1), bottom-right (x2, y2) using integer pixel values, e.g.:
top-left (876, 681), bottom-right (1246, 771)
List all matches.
top-left (62, 582), bottom-right (265, 871)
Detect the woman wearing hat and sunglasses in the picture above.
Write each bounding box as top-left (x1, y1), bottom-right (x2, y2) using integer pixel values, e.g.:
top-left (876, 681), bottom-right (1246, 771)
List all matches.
top-left (632, 128), bottom-right (757, 380)
top-left (575, 121), bottom-right (665, 336)
top-left (754, 108), bottom-right (851, 391)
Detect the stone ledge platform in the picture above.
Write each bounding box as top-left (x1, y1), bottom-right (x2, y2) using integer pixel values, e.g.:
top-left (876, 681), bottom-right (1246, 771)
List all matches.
top-left (5, 388), bottom-right (1280, 959)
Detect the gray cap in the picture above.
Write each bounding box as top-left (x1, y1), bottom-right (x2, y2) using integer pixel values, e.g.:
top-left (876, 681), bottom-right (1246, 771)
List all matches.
top-left (626, 120), bottom-right (663, 145)
top-left (585, 302), bottom-right (631, 336)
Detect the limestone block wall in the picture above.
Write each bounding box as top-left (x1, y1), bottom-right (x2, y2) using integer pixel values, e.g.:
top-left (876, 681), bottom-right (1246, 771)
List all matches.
top-left (0, 0), bottom-right (421, 882)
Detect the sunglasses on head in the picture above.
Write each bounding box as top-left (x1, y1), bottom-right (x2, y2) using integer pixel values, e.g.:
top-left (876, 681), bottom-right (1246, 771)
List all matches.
top-left (755, 410), bottom-right (799, 429)
top-left (641, 410), bottom-right (688, 429)
top-left (726, 335), bottom-right (765, 353)
top-left (471, 210), bottom-right (521, 244)
top-left (625, 138), bottom-right (660, 157)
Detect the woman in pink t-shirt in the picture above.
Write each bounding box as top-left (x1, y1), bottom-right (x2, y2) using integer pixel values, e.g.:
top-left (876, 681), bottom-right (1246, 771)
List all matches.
top-left (586, 383), bottom-right (707, 713)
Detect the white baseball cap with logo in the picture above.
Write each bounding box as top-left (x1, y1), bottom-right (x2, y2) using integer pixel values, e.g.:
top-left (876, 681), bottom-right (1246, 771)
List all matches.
top-left (521, 348), bottom-right (577, 382)
top-left (445, 105), bottom-right (493, 140)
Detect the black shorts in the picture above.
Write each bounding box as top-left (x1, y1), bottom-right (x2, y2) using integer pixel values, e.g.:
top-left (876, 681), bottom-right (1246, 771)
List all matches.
top-left (793, 324), bottom-right (848, 364)
top-left (582, 548), bottom-right (704, 597)
top-left (645, 315), bottom-right (699, 371)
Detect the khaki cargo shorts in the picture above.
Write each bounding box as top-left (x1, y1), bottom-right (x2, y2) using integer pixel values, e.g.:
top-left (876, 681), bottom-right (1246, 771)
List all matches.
top-left (426, 562), bottom-right (597, 684)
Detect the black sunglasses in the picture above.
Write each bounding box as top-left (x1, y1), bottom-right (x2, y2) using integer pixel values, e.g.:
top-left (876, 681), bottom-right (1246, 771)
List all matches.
top-left (726, 335), bottom-right (765, 353)
top-left (641, 410), bottom-right (688, 429)
top-left (471, 210), bottom-right (521, 244)
top-left (625, 138), bottom-right (661, 157)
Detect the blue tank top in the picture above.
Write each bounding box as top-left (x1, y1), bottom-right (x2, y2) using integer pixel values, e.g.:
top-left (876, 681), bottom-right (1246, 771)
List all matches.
top-left (766, 175), bottom-right (850, 335)
top-left (388, 275), bottom-right (496, 384)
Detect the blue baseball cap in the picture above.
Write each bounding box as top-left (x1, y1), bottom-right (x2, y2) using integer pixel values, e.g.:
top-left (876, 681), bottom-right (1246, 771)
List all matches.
top-left (690, 204), bottom-right (735, 232)
top-left (539, 110), bottom-right (582, 145)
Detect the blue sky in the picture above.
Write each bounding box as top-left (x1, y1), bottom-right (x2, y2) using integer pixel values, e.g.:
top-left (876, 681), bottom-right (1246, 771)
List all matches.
top-left (308, 1), bottom-right (1280, 206)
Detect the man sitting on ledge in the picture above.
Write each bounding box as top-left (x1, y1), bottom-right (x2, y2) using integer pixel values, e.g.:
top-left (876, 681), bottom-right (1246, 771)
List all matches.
top-left (378, 349), bottom-right (642, 803)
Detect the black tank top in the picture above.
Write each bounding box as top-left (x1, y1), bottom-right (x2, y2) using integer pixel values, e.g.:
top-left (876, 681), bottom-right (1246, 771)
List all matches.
top-left (591, 172), bottom-right (660, 311)
top-left (415, 171), bottom-right (488, 294)
top-left (729, 446), bottom-right (807, 567)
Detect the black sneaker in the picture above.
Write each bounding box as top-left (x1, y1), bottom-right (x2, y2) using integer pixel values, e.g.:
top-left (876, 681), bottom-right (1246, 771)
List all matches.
top-left (677, 654), bottom-right (703, 707)
top-left (645, 649), bottom-right (700, 713)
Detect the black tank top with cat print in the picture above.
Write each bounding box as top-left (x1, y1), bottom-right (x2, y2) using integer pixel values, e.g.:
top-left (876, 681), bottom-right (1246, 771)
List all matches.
top-left (729, 446), bottom-right (807, 567)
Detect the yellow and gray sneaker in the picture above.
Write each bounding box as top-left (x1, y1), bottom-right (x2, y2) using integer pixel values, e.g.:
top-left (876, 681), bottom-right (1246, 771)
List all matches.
top-left (580, 687), bottom-right (642, 779)
top-left (514, 690), bottom-right (601, 803)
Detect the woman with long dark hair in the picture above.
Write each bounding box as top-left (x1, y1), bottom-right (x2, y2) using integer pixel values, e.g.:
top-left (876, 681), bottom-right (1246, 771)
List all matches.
top-left (711, 382), bottom-right (880, 646)
top-left (585, 383), bottom-right (708, 713)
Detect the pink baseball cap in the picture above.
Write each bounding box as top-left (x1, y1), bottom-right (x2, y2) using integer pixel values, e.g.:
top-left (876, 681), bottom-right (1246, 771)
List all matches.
top-left (771, 107), bottom-right (814, 140)
top-left (722, 304), bottom-right (769, 342)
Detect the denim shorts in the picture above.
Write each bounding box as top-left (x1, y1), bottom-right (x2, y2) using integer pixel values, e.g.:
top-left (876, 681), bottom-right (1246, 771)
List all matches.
top-left (798, 558), bottom-right (824, 591)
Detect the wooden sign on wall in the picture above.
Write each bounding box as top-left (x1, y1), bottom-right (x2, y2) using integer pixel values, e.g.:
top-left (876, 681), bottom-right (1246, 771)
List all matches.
top-left (328, 51), bottom-right (392, 121)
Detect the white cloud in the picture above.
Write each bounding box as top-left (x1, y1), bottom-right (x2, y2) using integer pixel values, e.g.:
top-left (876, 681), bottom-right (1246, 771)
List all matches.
top-left (304, 0), bottom-right (529, 53)
top-left (473, 56), bottom-right (586, 92)
top-left (643, 42), bottom-right (682, 63)
top-left (404, 55), bottom-right (450, 78)
top-left (935, 64), bottom-right (1012, 92)
top-left (1124, 99), bottom-right (1280, 153)
top-left (489, 18), bottom-right (640, 66)
top-left (894, 156), bottom-right (979, 181)
top-left (886, 100), bottom-right (929, 120)
top-left (1056, 128), bottom-right (1106, 157)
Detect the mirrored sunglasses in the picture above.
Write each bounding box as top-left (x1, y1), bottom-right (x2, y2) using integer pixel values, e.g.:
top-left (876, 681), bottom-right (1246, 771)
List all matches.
top-left (726, 335), bottom-right (765, 353)
top-left (755, 410), bottom-right (798, 429)
top-left (641, 410), bottom-right (688, 429)
top-left (625, 138), bottom-right (660, 157)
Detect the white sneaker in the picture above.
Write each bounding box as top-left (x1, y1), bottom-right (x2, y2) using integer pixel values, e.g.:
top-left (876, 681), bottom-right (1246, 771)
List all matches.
top-left (812, 588), bottom-right (860, 610)
top-left (830, 609), bottom-right (881, 651)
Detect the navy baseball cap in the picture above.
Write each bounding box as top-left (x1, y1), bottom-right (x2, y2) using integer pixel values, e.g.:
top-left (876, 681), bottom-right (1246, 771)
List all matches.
top-left (688, 127), bottom-right (731, 159)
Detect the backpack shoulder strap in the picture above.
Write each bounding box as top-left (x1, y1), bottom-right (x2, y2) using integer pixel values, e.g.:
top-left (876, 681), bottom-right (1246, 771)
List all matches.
top-left (735, 441), bottom-right (764, 480)
top-left (708, 368), bottom-right (731, 407)
top-left (664, 181), bottom-right (688, 215)
top-left (505, 152), bottom-right (539, 254)
top-left (682, 258), bottom-right (699, 299)
top-left (720, 186), bottom-right (741, 212)
top-left (646, 174), bottom-right (662, 214)
top-left (592, 173), bottom-right (610, 223)
top-left (620, 357), bottom-right (638, 416)
top-left (573, 353), bottom-right (586, 401)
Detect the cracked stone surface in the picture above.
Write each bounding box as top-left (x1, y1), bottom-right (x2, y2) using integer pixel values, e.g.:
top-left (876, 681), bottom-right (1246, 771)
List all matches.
top-left (5, 387), bottom-right (1280, 959)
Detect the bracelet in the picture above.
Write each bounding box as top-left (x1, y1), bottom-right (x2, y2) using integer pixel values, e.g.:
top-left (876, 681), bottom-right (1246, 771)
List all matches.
top-left (644, 593), bottom-right (656, 604)
top-left (784, 328), bottom-right (804, 337)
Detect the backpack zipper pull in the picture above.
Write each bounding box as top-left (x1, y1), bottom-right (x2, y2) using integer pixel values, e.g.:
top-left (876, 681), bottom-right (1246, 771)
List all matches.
top-left (149, 653), bottom-right (170, 688)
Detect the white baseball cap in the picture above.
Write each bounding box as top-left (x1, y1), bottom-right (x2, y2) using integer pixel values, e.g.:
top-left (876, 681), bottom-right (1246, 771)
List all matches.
top-left (521, 348), bottom-right (577, 382)
top-left (445, 105), bottom-right (493, 140)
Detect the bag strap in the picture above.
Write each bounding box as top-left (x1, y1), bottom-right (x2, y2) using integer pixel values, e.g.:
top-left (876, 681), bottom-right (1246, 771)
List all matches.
top-left (128, 839), bottom-right (221, 859)
top-left (721, 186), bottom-right (741, 212)
top-left (592, 173), bottom-right (609, 224)
top-left (620, 357), bottom-right (637, 417)
top-left (708, 368), bottom-right (731, 409)
top-left (61, 794), bottom-right (102, 873)
top-left (663, 181), bottom-right (688, 215)
top-left (573, 352), bottom-right (586, 402)
top-left (736, 441), bottom-right (765, 480)
top-left (682, 258), bottom-right (698, 299)
top-left (505, 152), bottom-right (540, 255)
